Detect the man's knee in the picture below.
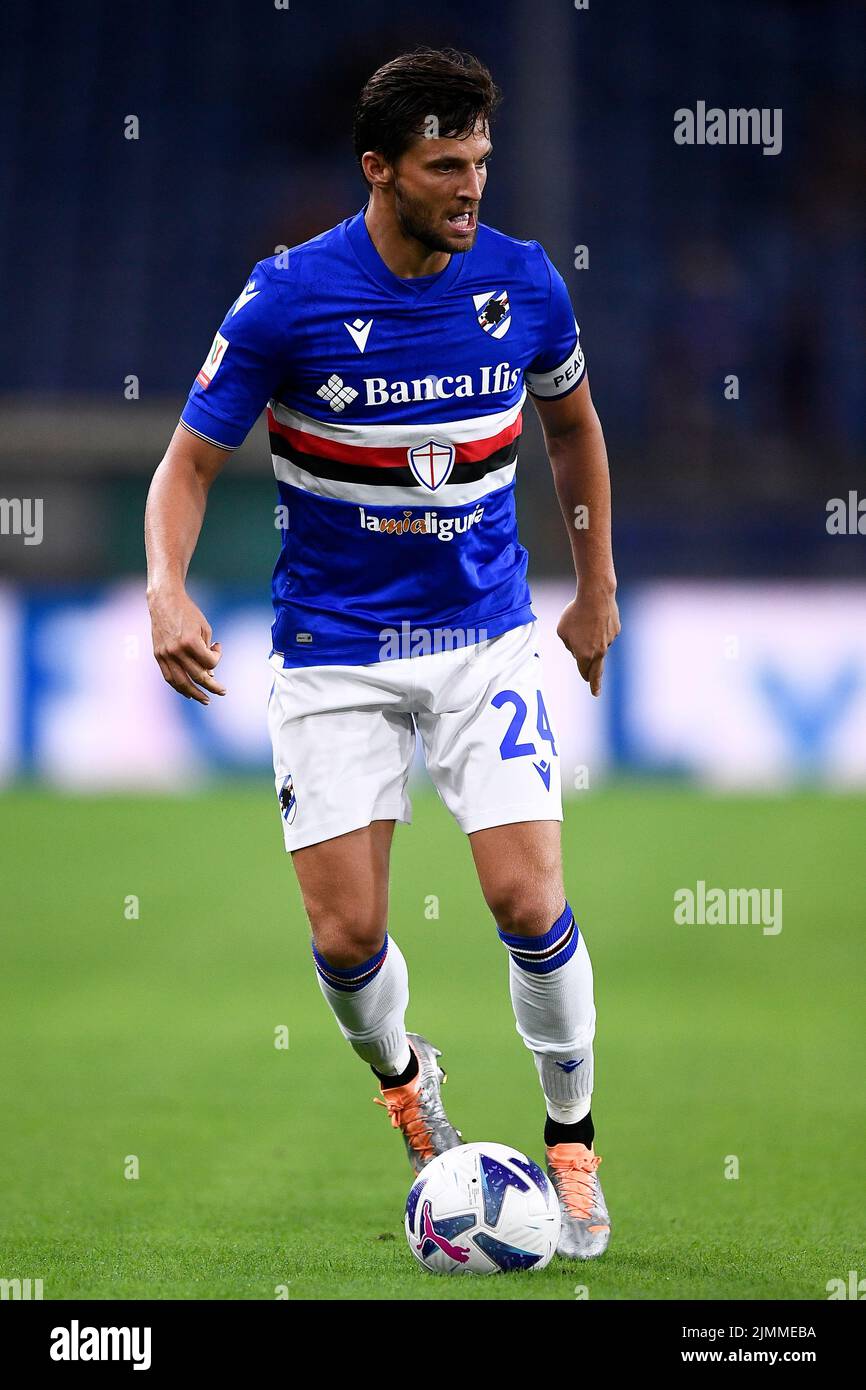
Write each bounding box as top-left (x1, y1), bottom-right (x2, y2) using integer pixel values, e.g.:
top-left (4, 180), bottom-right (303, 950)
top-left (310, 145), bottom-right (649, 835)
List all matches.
top-left (484, 876), bottom-right (565, 937)
top-left (307, 902), bottom-right (387, 968)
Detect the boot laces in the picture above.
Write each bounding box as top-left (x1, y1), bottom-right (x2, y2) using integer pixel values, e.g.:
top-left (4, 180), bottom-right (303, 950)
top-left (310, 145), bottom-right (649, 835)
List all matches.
top-left (374, 1084), bottom-right (437, 1162)
top-left (553, 1151), bottom-right (602, 1220)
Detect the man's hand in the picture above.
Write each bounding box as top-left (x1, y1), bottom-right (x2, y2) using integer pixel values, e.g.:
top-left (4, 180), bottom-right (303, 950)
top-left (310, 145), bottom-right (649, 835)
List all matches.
top-left (145, 424), bottom-right (233, 705)
top-left (532, 377), bottom-right (619, 697)
top-left (556, 585), bottom-right (621, 697)
top-left (147, 585), bottom-right (226, 705)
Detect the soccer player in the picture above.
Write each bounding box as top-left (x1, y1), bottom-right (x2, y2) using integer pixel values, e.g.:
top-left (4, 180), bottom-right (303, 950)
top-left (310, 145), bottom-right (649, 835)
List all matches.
top-left (145, 47), bottom-right (620, 1261)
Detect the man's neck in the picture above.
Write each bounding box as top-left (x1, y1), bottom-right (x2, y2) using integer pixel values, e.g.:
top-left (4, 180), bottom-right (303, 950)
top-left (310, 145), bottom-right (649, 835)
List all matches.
top-left (364, 199), bottom-right (450, 280)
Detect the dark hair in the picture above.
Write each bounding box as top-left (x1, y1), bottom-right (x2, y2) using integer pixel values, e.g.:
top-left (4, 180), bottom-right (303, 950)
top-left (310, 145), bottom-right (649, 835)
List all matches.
top-left (353, 47), bottom-right (501, 184)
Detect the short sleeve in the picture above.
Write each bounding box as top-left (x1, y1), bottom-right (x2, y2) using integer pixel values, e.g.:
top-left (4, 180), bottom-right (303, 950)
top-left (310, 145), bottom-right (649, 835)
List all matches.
top-left (180, 264), bottom-right (289, 449)
top-left (524, 249), bottom-right (586, 400)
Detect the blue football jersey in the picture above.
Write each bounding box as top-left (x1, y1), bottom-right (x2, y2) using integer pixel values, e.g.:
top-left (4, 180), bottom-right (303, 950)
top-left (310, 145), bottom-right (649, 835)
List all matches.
top-left (181, 207), bottom-right (585, 666)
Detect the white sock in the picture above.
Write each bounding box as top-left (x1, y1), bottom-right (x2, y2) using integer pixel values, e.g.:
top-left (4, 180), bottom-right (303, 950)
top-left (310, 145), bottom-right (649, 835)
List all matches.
top-left (498, 903), bottom-right (595, 1124)
top-left (312, 933), bottom-right (411, 1076)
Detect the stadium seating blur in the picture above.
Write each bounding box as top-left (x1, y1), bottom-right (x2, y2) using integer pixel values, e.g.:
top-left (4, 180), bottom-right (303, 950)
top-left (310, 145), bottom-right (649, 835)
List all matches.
top-left (1, 0), bottom-right (863, 785)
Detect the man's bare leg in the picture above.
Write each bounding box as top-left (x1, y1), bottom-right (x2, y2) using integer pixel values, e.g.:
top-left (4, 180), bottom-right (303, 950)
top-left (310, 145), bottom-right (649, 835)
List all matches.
top-left (291, 818), bottom-right (462, 1171)
top-left (469, 819), bottom-right (594, 1127)
top-left (469, 820), bottom-right (610, 1258)
top-left (292, 818), bottom-right (395, 967)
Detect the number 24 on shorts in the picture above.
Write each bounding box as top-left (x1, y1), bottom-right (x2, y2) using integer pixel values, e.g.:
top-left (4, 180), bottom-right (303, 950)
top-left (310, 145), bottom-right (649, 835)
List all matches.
top-left (492, 689), bottom-right (558, 762)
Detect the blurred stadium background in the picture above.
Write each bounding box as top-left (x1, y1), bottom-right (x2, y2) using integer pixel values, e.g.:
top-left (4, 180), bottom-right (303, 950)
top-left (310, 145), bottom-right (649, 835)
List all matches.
top-left (1, 0), bottom-right (864, 1301)
top-left (0, 0), bottom-right (863, 790)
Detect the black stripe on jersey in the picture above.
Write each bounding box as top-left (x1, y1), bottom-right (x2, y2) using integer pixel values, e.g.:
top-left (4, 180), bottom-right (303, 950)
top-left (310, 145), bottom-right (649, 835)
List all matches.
top-left (268, 433), bottom-right (519, 488)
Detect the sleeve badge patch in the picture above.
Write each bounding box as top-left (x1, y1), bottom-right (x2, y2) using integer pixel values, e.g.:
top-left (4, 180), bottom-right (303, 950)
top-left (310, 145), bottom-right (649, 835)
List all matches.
top-left (195, 331), bottom-right (230, 389)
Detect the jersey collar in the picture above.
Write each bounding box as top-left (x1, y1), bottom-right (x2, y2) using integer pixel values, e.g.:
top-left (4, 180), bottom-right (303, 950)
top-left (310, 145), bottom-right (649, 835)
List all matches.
top-left (345, 206), bottom-right (466, 301)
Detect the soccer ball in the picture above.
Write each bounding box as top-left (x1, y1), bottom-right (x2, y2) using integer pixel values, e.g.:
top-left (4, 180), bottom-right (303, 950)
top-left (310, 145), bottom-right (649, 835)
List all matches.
top-left (404, 1142), bottom-right (561, 1275)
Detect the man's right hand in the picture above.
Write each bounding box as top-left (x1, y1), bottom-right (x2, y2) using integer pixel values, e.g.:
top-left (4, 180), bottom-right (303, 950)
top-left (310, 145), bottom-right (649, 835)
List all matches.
top-left (147, 586), bottom-right (226, 705)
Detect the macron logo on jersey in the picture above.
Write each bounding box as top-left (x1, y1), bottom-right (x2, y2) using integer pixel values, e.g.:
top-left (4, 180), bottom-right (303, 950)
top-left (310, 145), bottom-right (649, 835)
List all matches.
top-left (344, 317), bottom-right (374, 353)
top-left (231, 280), bottom-right (260, 315)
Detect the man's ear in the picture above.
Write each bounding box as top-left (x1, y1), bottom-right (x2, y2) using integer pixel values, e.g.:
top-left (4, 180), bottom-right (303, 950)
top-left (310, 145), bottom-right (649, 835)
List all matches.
top-left (361, 151), bottom-right (394, 189)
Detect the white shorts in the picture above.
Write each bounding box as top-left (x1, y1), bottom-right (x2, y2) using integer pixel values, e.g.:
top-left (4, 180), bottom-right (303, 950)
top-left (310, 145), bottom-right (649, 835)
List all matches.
top-left (267, 621), bottom-right (563, 851)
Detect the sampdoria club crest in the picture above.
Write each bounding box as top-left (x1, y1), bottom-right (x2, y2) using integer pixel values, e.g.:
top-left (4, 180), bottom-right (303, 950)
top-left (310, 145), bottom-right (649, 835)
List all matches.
top-left (473, 289), bottom-right (511, 338)
top-left (279, 774), bottom-right (297, 824)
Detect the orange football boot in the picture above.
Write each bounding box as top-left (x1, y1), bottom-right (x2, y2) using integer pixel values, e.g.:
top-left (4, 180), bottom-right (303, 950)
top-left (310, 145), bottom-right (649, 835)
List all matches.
top-left (374, 1033), bottom-right (463, 1175)
top-left (546, 1142), bottom-right (611, 1259)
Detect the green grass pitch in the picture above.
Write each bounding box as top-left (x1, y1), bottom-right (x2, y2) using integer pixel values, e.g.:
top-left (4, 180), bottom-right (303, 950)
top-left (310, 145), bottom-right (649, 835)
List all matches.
top-left (1, 784), bottom-right (863, 1300)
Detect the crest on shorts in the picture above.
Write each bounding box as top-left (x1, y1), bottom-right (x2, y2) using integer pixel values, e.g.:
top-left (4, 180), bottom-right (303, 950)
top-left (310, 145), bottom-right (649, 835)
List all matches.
top-left (279, 774), bottom-right (297, 824)
top-left (473, 289), bottom-right (511, 338)
top-left (407, 438), bottom-right (455, 491)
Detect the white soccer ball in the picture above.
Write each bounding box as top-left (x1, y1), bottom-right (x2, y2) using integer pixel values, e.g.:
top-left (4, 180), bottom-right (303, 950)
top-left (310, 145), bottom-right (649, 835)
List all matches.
top-left (404, 1141), bottom-right (561, 1275)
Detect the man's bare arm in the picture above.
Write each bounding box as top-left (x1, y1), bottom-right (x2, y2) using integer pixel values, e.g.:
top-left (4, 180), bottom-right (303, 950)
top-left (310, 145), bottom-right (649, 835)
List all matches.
top-left (144, 423), bottom-right (232, 705)
top-left (532, 375), bottom-right (620, 697)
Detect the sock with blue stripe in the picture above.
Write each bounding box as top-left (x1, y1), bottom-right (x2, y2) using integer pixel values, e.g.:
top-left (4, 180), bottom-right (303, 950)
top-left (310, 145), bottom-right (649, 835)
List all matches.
top-left (498, 902), bottom-right (596, 1124)
top-left (312, 933), bottom-right (411, 1076)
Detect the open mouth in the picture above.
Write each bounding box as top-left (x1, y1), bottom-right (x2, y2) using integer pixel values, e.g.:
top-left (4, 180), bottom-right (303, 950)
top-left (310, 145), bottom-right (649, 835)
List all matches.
top-left (447, 210), bottom-right (476, 234)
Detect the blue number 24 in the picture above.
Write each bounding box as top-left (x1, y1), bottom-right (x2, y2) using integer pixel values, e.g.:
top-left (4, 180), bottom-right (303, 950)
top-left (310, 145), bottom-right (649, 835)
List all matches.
top-left (491, 689), bottom-right (558, 761)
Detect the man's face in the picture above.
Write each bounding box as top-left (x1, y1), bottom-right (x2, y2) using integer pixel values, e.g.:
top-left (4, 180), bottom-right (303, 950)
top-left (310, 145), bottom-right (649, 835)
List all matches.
top-left (390, 121), bottom-right (491, 255)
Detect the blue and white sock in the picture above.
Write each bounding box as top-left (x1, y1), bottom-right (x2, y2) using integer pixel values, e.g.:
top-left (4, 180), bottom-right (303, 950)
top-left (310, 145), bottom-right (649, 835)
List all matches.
top-left (312, 933), bottom-right (411, 1076)
top-left (498, 903), bottom-right (596, 1124)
